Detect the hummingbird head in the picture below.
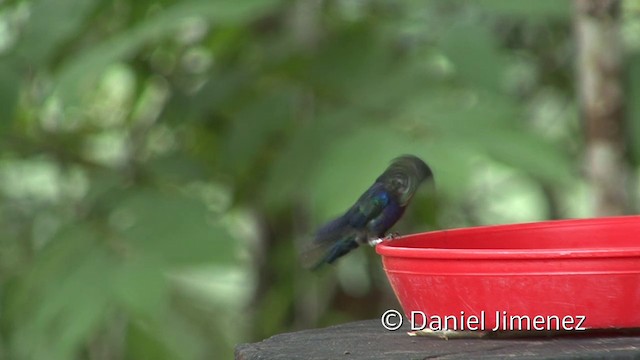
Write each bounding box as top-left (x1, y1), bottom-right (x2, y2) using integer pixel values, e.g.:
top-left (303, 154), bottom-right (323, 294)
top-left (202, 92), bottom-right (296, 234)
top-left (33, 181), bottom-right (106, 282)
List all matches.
top-left (378, 155), bottom-right (433, 205)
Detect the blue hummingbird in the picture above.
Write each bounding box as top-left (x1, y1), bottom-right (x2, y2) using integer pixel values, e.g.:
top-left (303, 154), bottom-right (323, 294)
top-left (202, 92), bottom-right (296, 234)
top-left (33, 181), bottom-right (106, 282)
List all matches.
top-left (301, 155), bottom-right (433, 270)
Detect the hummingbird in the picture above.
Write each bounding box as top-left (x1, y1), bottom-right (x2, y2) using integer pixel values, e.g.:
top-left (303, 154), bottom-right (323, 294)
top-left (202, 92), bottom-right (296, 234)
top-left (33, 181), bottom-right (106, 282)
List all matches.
top-left (301, 155), bottom-right (433, 270)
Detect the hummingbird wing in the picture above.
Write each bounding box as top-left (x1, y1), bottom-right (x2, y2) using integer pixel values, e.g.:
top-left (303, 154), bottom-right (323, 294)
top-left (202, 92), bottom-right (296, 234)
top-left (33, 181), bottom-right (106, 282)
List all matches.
top-left (344, 182), bottom-right (390, 229)
top-left (299, 230), bottom-right (360, 270)
top-left (299, 183), bottom-right (390, 270)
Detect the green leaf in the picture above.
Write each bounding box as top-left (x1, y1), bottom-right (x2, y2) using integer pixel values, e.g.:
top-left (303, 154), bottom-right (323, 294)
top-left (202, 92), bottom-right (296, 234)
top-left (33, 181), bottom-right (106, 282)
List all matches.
top-left (475, 0), bottom-right (570, 19)
top-left (54, 0), bottom-right (280, 104)
top-left (399, 88), bottom-right (573, 184)
top-left (439, 25), bottom-right (509, 92)
top-left (111, 257), bottom-right (169, 320)
top-left (9, 225), bottom-right (112, 360)
top-left (304, 24), bottom-right (389, 95)
top-left (0, 60), bottom-right (20, 126)
top-left (260, 118), bottom-right (334, 210)
top-left (629, 53), bottom-right (640, 165)
top-left (220, 91), bottom-right (294, 179)
top-left (117, 189), bottom-right (235, 266)
top-left (5, 225), bottom-right (97, 327)
top-left (476, 129), bottom-right (574, 184)
top-left (14, 0), bottom-right (102, 66)
top-left (125, 316), bottom-right (203, 360)
top-left (125, 321), bottom-right (177, 360)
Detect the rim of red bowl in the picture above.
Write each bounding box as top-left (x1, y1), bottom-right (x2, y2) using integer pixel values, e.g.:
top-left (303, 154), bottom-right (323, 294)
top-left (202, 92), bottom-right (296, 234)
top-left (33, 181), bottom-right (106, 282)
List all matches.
top-left (375, 215), bottom-right (640, 260)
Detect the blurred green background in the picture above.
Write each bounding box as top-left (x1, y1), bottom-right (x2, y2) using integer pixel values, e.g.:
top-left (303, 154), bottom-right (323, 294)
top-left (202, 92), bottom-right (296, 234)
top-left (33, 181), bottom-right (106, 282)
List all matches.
top-left (1, 0), bottom-right (640, 359)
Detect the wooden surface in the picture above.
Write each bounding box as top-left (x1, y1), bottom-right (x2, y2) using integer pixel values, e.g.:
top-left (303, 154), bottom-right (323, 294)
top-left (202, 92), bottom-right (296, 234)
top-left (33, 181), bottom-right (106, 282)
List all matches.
top-left (235, 319), bottom-right (640, 359)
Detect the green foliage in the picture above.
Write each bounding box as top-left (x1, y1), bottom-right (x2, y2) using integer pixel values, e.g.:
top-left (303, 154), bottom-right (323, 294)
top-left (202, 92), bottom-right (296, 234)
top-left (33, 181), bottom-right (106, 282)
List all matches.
top-left (0, 0), bottom-right (638, 358)
top-left (55, 0), bottom-right (279, 104)
top-left (0, 60), bottom-right (20, 125)
top-left (474, 0), bottom-right (570, 19)
top-left (15, 0), bottom-right (102, 66)
top-left (3, 185), bottom-right (238, 359)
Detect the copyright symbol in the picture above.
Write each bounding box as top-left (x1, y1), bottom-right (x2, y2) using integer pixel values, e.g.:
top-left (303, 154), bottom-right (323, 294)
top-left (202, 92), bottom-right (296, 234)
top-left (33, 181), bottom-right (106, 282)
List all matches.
top-left (381, 309), bottom-right (403, 331)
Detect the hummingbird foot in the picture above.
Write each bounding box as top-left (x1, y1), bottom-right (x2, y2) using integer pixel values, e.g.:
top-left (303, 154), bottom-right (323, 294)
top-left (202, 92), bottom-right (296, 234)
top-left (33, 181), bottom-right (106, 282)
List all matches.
top-left (367, 232), bottom-right (401, 247)
top-left (385, 232), bottom-right (400, 240)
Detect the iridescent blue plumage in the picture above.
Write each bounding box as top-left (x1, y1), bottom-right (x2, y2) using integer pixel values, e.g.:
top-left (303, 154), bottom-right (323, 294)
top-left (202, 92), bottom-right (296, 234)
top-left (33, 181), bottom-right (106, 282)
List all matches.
top-left (301, 155), bottom-right (433, 270)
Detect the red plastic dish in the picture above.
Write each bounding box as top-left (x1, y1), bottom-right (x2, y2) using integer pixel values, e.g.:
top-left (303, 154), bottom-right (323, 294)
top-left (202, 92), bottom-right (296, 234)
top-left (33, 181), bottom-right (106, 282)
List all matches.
top-left (376, 216), bottom-right (640, 332)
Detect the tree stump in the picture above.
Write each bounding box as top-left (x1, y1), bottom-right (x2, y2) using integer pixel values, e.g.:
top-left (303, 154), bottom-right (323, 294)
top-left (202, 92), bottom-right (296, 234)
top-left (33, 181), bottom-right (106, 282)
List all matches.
top-left (235, 319), bottom-right (640, 359)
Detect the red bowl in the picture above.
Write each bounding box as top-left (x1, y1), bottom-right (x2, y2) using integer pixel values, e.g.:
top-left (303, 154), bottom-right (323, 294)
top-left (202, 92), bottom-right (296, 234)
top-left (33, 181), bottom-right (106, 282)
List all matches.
top-left (376, 216), bottom-right (640, 332)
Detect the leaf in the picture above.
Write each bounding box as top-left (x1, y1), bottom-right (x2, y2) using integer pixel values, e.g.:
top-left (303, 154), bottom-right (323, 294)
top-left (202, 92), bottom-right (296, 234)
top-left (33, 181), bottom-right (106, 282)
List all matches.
top-left (475, 129), bottom-right (574, 184)
top-left (220, 91), bottom-right (294, 179)
top-left (475, 0), bottom-right (570, 19)
top-left (46, 257), bottom-right (111, 360)
top-left (439, 25), bottom-right (510, 92)
top-left (8, 225), bottom-right (112, 360)
top-left (304, 24), bottom-right (389, 95)
top-left (628, 53), bottom-right (640, 165)
top-left (54, 0), bottom-right (280, 104)
top-left (117, 189), bottom-right (236, 266)
top-left (13, 0), bottom-right (102, 66)
top-left (147, 153), bottom-right (210, 184)
top-left (398, 88), bottom-right (574, 185)
top-left (125, 321), bottom-right (177, 360)
top-left (0, 60), bottom-right (20, 127)
top-left (259, 110), bottom-right (343, 210)
top-left (5, 225), bottom-right (97, 327)
top-left (111, 257), bottom-right (169, 320)
top-left (426, 107), bottom-right (574, 185)
top-left (125, 315), bottom-right (203, 360)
